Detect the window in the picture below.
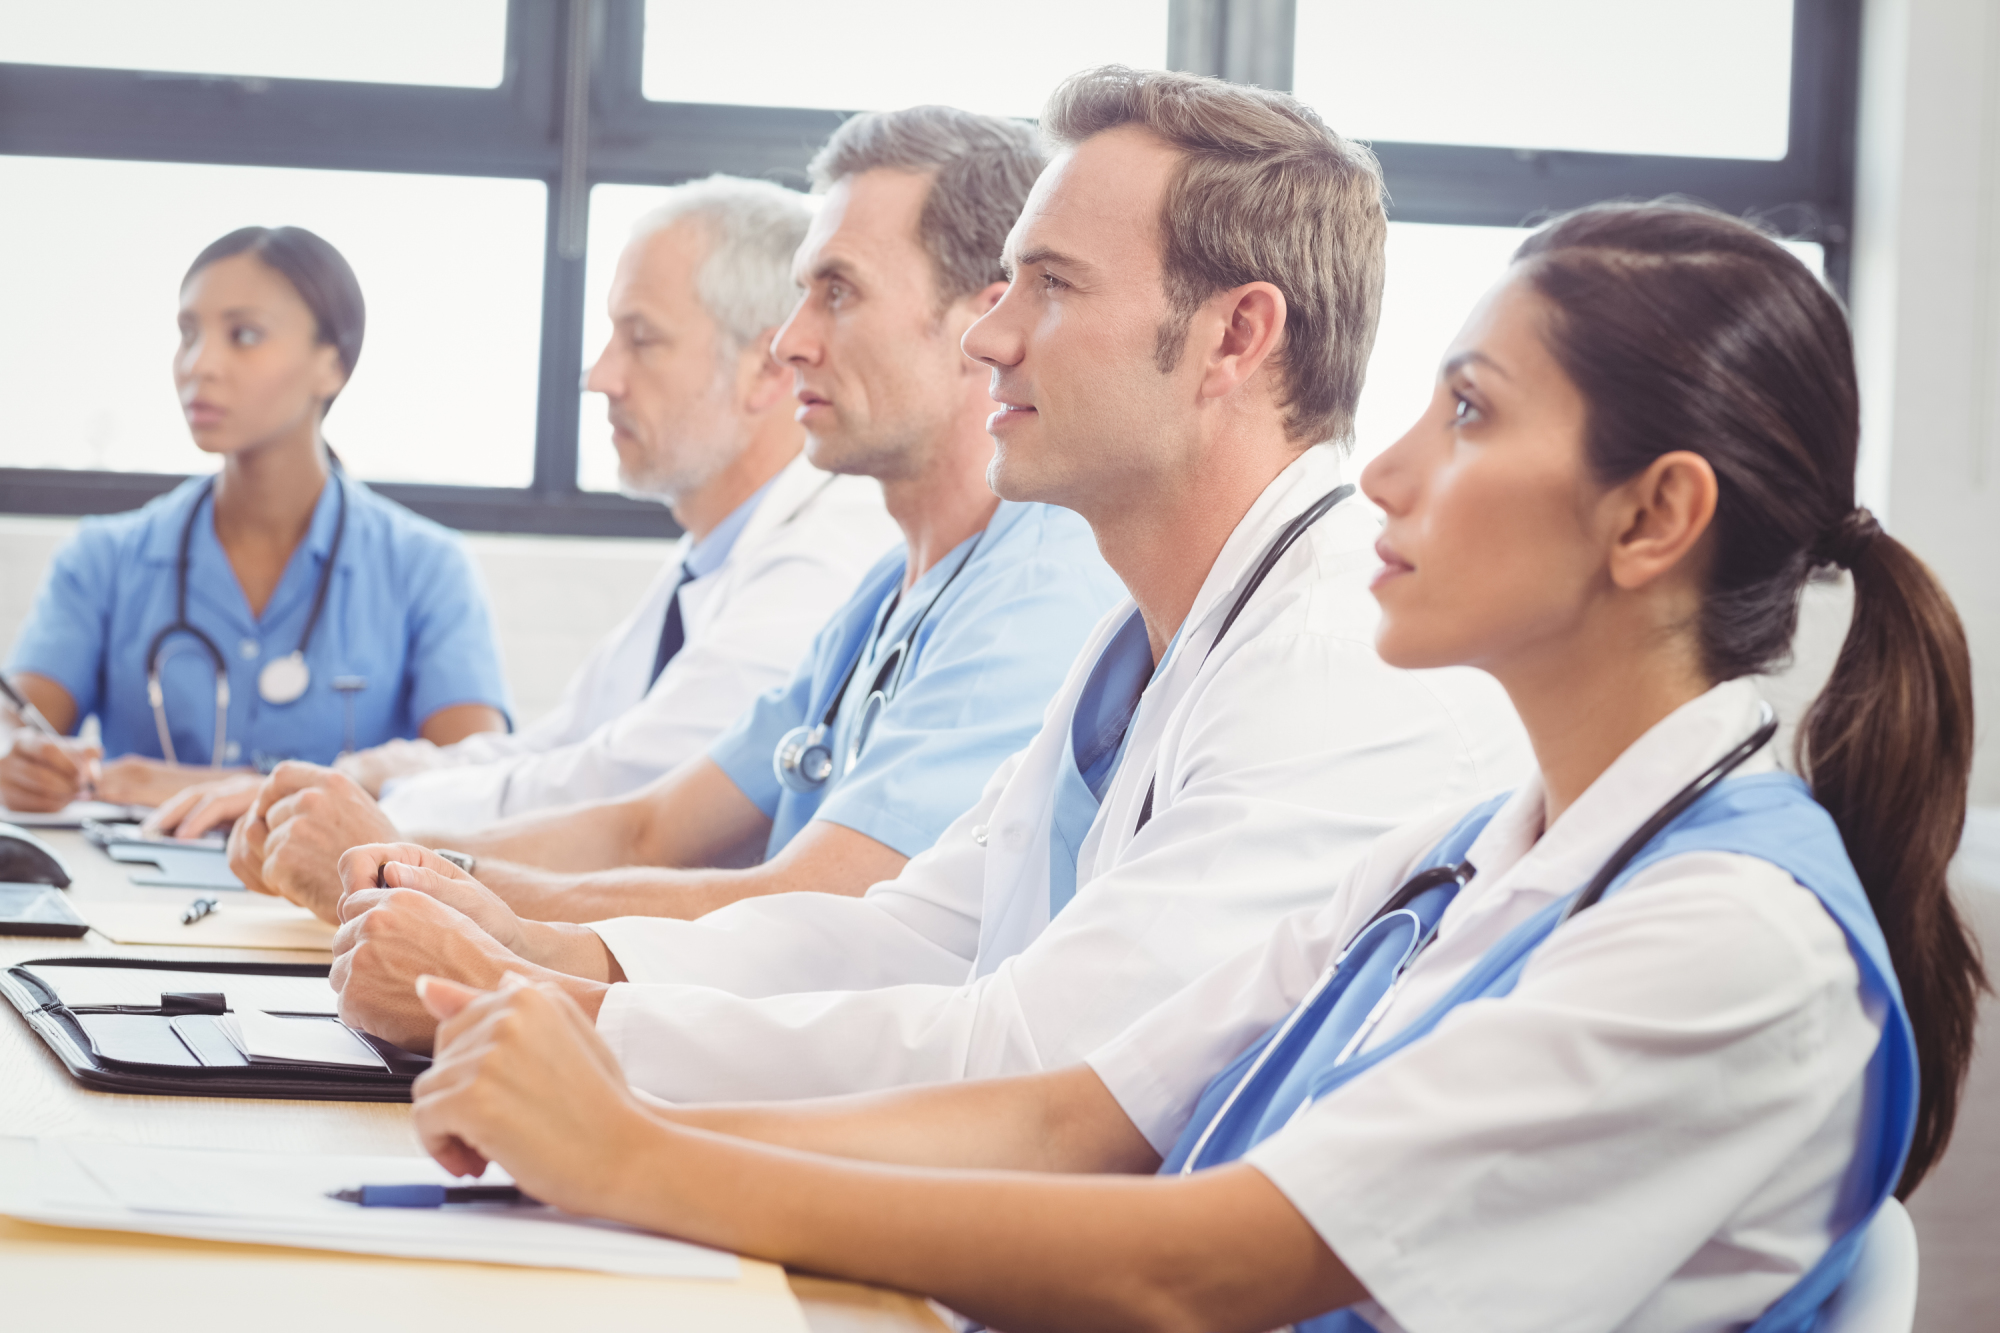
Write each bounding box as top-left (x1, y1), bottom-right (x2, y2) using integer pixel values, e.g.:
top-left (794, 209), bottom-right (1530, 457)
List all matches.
top-left (0, 0), bottom-right (508, 88)
top-left (577, 182), bottom-right (691, 495)
top-left (642, 0), bottom-right (1168, 118)
top-left (0, 157), bottom-right (544, 487)
top-left (1293, 0), bottom-right (1794, 160)
top-left (0, 0), bottom-right (1860, 535)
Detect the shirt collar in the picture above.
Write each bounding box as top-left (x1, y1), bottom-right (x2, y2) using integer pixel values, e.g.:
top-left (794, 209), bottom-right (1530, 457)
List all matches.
top-left (1461, 677), bottom-right (1778, 905)
top-left (683, 474), bottom-right (776, 580)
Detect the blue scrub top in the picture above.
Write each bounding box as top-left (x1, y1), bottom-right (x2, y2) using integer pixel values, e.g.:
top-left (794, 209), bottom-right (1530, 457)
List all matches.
top-left (709, 499), bottom-right (1125, 860)
top-left (7, 473), bottom-right (512, 769)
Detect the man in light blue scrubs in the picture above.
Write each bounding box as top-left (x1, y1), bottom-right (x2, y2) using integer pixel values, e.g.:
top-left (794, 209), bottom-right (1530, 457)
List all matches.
top-left (226, 105), bottom-right (1124, 927)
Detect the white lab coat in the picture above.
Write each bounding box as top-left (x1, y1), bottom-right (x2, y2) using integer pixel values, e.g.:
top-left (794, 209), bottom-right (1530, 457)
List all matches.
top-left (588, 445), bottom-right (1531, 1101)
top-left (1092, 680), bottom-right (1878, 1333)
top-left (378, 455), bottom-right (898, 831)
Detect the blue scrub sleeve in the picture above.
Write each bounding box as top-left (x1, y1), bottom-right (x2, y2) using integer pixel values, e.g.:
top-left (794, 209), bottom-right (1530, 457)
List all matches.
top-left (708, 640), bottom-right (820, 818)
top-left (397, 535), bottom-right (514, 730)
top-left (5, 520), bottom-right (119, 729)
top-left (812, 554), bottom-right (1115, 857)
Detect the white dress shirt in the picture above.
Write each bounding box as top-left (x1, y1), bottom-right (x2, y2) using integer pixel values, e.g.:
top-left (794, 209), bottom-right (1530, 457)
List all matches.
top-left (586, 445), bottom-right (1531, 1101)
top-left (378, 455), bottom-right (898, 831)
top-left (1090, 679), bottom-right (1882, 1333)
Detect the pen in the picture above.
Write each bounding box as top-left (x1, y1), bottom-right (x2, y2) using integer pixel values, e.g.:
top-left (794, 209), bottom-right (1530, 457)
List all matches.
top-left (1, 670), bottom-right (99, 798)
top-left (181, 896), bottom-right (219, 926)
top-left (327, 1184), bottom-right (538, 1208)
top-left (0, 671), bottom-right (57, 739)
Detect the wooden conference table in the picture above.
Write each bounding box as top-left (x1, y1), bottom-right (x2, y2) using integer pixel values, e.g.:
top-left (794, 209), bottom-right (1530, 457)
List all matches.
top-left (0, 828), bottom-right (946, 1333)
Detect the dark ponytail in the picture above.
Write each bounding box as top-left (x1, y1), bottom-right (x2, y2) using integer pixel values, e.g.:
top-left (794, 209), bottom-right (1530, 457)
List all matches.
top-left (1515, 201), bottom-right (1983, 1196)
top-left (184, 225), bottom-right (365, 415)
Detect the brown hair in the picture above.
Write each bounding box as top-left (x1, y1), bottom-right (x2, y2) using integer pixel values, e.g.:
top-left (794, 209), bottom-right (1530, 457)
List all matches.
top-left (809, 105), bottom-right (1045, 308)
top-left (1041, 65), bottom-right (1387, 446)
top-left (1515, 201), bottom-right (1983, 1196)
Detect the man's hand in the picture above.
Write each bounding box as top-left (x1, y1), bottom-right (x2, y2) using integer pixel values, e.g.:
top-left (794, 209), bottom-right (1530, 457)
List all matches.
top-left (334, 737), bottom-right (443, 797)
top-left (0, 731), bottom-right (100, 812)
top-left (411, 974), bottom-right (654, 1214)
top-left (143, 772), bottom-right (264, 840)
top-left (331, 870), bottom-right (523, 1052)
top-left (335, 844), bottom-right (529, 955)
top-left (228, 762), bottom-right (398, 920)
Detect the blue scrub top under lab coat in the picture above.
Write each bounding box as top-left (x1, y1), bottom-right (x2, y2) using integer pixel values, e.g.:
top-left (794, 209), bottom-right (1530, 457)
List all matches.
top-left (709, 499), bottom-right (1125, 861)
top-left (7, 473), bottom-right (512, 769)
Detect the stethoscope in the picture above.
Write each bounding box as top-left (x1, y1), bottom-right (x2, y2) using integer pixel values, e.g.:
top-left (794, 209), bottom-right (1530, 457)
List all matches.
top-left (773, 530), bottom-right (985, 792)
top-left (1132, 482), bottom-right (1356, 835)
top-left (144, 471), bottom-right (348, 766)
top-left (1176, 702), bottom-right (1780, 1174)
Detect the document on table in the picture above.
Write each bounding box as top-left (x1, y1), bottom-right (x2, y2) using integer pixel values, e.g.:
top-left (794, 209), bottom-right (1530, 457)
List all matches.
top-left (0, 801), bottom-right (147, 828)
top-left (82, 900), bottom-right (337, 951)
top-left (0, 1138), bottom-right (739, 1280)
top-left (217, 1010), bottom-right (387, 1069)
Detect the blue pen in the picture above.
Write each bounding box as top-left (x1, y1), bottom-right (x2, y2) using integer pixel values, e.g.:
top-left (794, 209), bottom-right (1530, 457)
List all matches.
top-left (327, 1183), bottom-right (537, 1208)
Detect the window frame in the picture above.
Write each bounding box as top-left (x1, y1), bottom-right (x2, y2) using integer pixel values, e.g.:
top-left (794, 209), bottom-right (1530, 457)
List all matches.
top-left (0, 0), bottom-right (1861, 536)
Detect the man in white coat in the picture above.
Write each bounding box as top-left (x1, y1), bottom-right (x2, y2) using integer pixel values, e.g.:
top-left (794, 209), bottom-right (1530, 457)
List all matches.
top-left (151, 176), bottom-right (897, 840)
top-left (331, 69), bottom-right (1530, 1091)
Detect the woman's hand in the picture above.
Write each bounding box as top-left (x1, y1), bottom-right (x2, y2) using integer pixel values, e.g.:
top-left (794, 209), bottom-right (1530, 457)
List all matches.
top-left (411, 973), bottom-right (655, 1214)
top-left (94, 754), bottom-right (227, 808)
top-left (0, 730), bottom-right (99, 812)
top-left (142, 772), bottom-right (264, 839)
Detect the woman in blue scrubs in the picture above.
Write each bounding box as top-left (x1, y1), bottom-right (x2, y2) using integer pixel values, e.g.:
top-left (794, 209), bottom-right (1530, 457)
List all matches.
top-left (0, 225), bottom-right (510, 813)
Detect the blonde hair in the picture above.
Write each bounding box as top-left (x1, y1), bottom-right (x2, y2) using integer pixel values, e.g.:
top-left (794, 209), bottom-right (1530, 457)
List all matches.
top-left (1043, 66), bottom-right (1388, 445)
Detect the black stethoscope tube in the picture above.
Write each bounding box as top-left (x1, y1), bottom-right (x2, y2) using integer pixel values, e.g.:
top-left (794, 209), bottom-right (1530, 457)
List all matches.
top-left (142, 469), bottom-right (348, 765)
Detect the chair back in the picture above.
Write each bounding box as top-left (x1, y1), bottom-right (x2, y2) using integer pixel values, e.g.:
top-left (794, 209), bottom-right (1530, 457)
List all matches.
top-left (1819, 1198), bottom-right (1919, 1333)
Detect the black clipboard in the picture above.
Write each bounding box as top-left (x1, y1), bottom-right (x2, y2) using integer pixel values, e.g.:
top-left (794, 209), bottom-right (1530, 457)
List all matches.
top-left (1, 955), bottom-right (427, 1101)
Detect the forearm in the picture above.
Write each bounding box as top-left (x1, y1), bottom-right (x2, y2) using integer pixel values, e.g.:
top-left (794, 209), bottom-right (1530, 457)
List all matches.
top-left (639, 1067), bottom-right (1154, 1175)
top-left (448, 794), bottom-right (655, 873)
top-left (604, 1120), bottom-right (1356, 1333)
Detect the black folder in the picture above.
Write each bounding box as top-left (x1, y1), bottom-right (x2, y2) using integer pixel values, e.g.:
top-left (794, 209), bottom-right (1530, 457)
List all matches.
top-left (1, 955), bottom-right (428, 1101)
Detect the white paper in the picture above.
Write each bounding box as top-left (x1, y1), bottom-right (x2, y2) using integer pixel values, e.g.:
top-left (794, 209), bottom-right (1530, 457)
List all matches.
top-left (19, 965), bottom-right (338, 1015)
top-left (0, 1138), bottom-right (738, 1281)
top-left (0, 800), bottom-right (146, 828)
top-left (219, 1010), bottom-right (387, 1070)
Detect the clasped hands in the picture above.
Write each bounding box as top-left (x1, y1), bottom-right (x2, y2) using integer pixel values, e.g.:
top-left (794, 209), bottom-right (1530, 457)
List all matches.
top-left (327, 842), bottom-right (611, 1052)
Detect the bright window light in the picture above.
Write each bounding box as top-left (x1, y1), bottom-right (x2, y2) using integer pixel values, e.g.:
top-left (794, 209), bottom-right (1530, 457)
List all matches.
top-left (0, 0), bottom-right (508, 88)
top-left (0, 157), bottom-right (545, 487)
top-left (1295, 0), bottom-right (1794, 160)
top-left (642, 0), bottom-right (1168, 118)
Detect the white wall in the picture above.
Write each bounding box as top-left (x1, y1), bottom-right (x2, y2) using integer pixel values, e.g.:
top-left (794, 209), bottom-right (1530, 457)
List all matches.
top-left (1852, 0), bottom-right (2000, 814)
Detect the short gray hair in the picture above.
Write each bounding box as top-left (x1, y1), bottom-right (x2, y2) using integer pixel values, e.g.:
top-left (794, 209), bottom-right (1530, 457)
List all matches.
top-left (1044, 67), bottom-right (1388, 446)
top-left (808, 106), bottom-right (1045, 306)
top-left (630, 175), bottom-right (814, 350)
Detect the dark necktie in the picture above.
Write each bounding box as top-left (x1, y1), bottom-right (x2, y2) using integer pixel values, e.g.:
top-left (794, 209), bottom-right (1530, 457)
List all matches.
top-left (649, 563), bottom-right (695, 686)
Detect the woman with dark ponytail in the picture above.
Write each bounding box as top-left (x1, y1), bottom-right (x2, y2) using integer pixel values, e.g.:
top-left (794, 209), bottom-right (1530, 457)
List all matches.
top-left (374, 200), bottom-right (1975, 1333)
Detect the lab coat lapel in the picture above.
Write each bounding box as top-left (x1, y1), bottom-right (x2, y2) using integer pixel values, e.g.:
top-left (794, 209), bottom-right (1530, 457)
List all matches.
top-left (969, 445), bottom-right (1349, 971)
top-left (1083, 446), bottom-right (1348, 877)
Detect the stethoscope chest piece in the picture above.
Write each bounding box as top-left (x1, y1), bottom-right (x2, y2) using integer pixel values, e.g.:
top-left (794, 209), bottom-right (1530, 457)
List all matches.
top-left (774, 725), bottom-right (837, 792)
top-left (257, 651), bottom-right (312, 705)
